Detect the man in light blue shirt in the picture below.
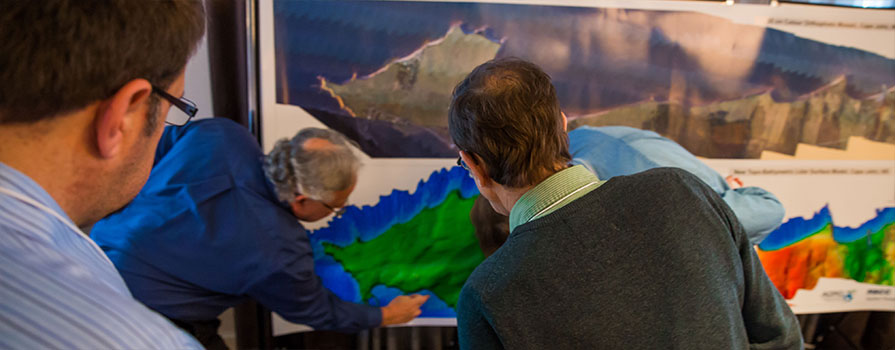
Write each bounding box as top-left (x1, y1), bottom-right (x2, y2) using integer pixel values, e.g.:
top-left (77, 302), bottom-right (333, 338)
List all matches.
top-left (0, 1), bottom-right (206, 348)
top-left (471, 126), bottom-right (786, 257)
top-left (568, 126), bottom-right (785, 244)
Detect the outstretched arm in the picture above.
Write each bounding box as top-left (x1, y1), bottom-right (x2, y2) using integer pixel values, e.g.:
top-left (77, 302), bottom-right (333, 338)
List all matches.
top-left (719, 186), bottom-right (786, 245)
top-left (246, 255), bottom-right (383, 332)
top-left (246, 232), bottom-right (426, 332)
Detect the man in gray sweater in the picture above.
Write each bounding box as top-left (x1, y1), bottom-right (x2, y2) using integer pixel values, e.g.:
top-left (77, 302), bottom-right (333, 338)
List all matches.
top-left (449, 57), bottom-right (803, 349)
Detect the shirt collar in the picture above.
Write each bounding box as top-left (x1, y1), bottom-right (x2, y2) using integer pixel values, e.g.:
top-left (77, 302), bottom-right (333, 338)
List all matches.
top-left (508, 165), bottom-right (602, 233)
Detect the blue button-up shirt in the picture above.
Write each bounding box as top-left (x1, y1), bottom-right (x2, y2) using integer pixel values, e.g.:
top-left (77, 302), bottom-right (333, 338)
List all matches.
top-left (569, 126), bottom-right (785, 244)
top-left (0, 162), bottom-right (200, 349)
top-left (91, 118), bottom-right (381, 331)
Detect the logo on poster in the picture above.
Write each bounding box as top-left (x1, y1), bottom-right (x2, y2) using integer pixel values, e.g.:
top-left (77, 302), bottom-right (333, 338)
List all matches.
top-left (822, 290), bottom-right (855, 302)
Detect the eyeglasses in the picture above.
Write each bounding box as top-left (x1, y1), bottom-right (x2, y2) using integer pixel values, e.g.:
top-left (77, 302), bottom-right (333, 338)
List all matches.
top-left (457, 156), bottom-right (470, 171)
top-left (152, 85), bottom-right (198, 126)
top-left (320, 201), bottom-right (347, 217)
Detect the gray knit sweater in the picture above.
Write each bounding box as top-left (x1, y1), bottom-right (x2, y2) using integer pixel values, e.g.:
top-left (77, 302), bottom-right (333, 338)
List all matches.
top-left (457, 168), bottom-right (803, 349)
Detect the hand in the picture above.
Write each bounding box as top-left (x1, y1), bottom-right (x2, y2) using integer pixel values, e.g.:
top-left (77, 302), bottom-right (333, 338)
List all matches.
top-left (725, 175), bottom-right (744, 189)
top-left (380, 294), bottom-right (430, 326)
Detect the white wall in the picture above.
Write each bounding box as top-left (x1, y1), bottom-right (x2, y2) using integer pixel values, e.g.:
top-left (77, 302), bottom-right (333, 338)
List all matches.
top-left (184, 34), bottom-right (214, 120)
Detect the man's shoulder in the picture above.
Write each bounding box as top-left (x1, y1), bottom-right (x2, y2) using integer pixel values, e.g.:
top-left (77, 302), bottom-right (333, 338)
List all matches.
top-left (461, 241), bottom-right (529, 298)
top-left (162, 118), bottom-right (261, 157)
top-left (622, 166), bottom-right (698, 181)
top-left (0, 282), bottom-right (201, 349)
top-left (541, 167), bottom-right (715, 227)
top-left (1, 222), bottom-right (132, 296)
top-left (153, 118), bottom-right (265, 180)
top-left (0, 236), bottom-right (201, 349)
top-left (462, 254), bottom-right (503, 296)
top-left (186, 117), bottom-right (248, 135)
top-left (601, 167), bottom-right (706, 194)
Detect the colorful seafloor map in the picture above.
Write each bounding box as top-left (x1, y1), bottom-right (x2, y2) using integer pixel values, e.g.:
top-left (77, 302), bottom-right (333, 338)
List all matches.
top-left (757, 206), bottom-right (895, 299)
top-left (310, 166), bottom-right (482, 317)
top-left (309, 166), bottom-right (895, 317)
top-left (268, 1), bottom-right (895, 324)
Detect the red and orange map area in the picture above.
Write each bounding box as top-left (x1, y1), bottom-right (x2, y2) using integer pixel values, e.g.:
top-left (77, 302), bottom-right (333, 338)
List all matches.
top-left (757, 206), bottom-right (895, 300)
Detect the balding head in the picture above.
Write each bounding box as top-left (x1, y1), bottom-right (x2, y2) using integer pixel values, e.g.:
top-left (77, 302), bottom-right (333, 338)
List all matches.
top-left (448, 57), bottom-right (571, 189)
top-left (264, 128), bottom-right (361, 204)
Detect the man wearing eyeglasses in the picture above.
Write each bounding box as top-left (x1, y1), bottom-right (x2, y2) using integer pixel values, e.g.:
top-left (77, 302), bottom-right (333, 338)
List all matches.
top-left (450, 58), bottom-right (802, 349)
top-left (91, 118), bottom-right (429, 349)
top-left (0, 1), bottom-right (206, 348)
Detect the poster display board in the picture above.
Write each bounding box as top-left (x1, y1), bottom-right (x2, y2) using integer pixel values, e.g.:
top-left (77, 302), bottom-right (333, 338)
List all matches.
top-left (257, 0), bottom-right (895, 334)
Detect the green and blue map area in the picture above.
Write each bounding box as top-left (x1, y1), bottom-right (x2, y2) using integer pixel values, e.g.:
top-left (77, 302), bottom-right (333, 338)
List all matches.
top-left (310, 166), bottom-right (483, 317)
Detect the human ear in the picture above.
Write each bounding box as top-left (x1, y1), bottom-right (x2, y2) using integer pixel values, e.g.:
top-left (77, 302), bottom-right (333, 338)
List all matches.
top-left (290, 194), bottom-right (313, 219)
top-left (95, 79), bottom-right (152, 158)
top-left (460, 150), bottom-right (491, 188)
top-left (561, 111), bottom-right (568, 132)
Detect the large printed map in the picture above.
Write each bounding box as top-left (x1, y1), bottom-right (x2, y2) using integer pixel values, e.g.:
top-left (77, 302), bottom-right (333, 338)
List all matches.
top-left (307, 163), bottom-right (895, 319)
top-left (265, 1), bottom-right (895, 330)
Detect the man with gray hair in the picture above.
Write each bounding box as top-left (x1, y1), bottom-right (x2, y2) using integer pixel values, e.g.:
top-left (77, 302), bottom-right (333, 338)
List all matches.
top-left (91, 118), bottom-right (429, 349)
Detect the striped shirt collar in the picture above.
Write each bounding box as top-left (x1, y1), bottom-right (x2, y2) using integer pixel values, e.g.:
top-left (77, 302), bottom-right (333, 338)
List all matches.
top-left (508, 165), bottom-right (603, 233)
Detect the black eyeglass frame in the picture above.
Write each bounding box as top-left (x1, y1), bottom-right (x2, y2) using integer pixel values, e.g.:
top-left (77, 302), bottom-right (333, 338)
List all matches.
top-left (457, 156), bottom-right (470, 171)
top-left (152, 85), bottom-right (198, 126)
top-left (320, 201), bottom-right (348, 217)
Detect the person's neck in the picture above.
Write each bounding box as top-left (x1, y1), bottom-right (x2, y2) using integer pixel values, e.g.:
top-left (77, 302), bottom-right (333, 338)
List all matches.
top-left (0, 114), bottom-right (96, 227)
top-left (495, 165), bottom-right (566, 214)
top-left (494, 185), bottom-right (533, 215)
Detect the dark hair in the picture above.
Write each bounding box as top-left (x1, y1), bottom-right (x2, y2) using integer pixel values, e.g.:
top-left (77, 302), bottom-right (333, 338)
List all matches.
top-left (0, 0), bottom-right (206, 133)
top-left (449, 57), bottom-right (571, 188)
top-left (470, 195), bottom-right (510, 257)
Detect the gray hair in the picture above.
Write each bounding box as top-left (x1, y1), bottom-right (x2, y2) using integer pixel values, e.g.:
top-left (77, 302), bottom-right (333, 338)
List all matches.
top-left (263, 128), bottom-right (361, 203)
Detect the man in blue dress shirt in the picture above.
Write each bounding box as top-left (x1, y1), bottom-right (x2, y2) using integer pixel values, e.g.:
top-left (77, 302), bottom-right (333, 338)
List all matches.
top-left (92, 118), bottom-right (429, 349)
top-left (0, 1), bottom-right (206, 348)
